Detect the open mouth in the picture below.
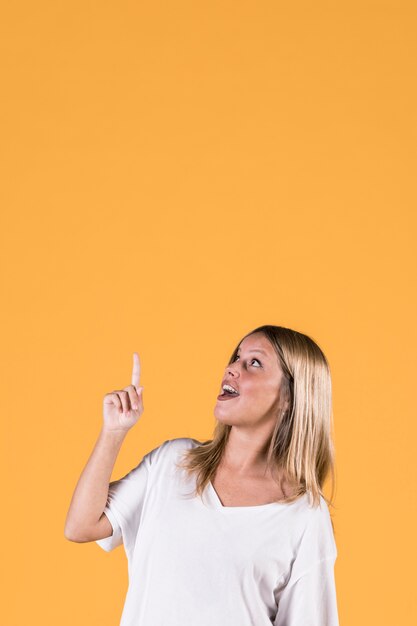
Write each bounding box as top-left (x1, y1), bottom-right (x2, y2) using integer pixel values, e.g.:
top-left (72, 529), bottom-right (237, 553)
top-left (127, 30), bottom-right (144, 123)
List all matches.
top-left (217, 389), bottom-right (240, 401)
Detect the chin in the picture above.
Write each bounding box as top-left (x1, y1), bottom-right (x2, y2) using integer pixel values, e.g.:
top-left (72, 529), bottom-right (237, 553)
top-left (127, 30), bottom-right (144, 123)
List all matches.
top-left (213, 405), bottom-right (248, 425)
top-left (214, 406), bottom-right (235, 423)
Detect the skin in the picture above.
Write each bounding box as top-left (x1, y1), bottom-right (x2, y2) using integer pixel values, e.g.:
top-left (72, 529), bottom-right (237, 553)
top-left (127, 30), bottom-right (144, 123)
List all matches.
top-left (214, 332), bottom-right (289, 479)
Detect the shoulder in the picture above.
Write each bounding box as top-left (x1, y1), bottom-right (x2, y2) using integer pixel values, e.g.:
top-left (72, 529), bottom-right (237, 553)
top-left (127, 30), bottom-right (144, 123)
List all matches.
top-left (168, 436), bottom-right (204, 451)
top-left (295, 494), bottom-right (337, 562)
top-left (147, 436), bottom-right (204, 465)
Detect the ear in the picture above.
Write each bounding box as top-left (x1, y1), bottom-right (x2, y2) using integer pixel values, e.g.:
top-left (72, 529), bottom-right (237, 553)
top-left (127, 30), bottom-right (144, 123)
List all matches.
top-left (282, 398), bottom-right (290, 411)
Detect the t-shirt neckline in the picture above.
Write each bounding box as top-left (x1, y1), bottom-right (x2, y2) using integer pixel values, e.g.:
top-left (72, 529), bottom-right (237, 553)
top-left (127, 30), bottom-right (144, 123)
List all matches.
top-left (206, 479), bottom-right (300, 511)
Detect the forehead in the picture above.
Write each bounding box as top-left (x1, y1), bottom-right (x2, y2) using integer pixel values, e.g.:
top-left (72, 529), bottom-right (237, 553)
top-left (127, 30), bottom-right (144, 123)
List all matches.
top-left (237, 333), bottom-right (274, 356)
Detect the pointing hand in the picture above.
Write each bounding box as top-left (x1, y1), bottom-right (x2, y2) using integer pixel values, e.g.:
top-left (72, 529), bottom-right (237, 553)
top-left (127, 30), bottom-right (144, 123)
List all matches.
top-left (103, 352), bottom-right (144, 432)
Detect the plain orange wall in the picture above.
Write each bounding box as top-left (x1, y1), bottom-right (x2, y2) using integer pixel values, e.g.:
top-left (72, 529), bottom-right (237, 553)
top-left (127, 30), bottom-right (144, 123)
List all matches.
top-left (1, 1), bottom-right (416, 624)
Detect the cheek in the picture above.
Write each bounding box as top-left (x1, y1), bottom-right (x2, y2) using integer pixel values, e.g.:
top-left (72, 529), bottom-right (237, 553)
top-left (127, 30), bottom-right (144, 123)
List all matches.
top-left (261, 381), bottom-right (280, 401)
top-left (247, 382), bottom-right (277, 400)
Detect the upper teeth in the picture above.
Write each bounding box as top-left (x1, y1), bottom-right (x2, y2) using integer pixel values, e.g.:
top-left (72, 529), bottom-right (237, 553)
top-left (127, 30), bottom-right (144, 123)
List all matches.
top-left (223, 384), bottom-right (238, 394)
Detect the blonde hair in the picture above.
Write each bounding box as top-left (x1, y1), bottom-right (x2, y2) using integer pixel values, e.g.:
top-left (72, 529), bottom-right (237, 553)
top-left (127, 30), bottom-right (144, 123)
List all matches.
top-left (176, 324), bottom-right (337, 511)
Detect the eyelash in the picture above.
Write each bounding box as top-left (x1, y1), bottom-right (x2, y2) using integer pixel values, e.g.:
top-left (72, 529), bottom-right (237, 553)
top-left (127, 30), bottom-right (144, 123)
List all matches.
top-left (233, 355), bottom-right (262, 367)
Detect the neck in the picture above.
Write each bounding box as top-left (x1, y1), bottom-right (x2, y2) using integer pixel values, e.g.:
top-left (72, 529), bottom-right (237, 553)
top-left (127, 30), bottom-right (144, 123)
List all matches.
top-left (222, 425), bottom-right (273, 476)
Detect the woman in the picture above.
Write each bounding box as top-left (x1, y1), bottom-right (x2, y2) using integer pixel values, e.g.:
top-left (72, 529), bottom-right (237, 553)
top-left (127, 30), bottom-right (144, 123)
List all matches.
top-left (65, 324), bottom-right (340, 625)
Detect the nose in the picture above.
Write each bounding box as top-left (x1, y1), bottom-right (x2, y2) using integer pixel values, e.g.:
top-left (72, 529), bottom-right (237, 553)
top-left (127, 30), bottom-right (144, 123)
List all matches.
top-left (226, 362), bottom-right (239, 377)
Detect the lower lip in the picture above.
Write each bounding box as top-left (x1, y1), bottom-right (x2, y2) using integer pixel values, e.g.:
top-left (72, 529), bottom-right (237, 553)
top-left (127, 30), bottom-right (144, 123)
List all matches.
top-left (217, 393), bottom-right (240, 401)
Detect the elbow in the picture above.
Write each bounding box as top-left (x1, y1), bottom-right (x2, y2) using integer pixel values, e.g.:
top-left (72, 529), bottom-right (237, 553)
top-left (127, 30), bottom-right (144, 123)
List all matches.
top-left (64, 526), bottom-right (80, 542)
top-left (64, 523), bottom-right (87, 543)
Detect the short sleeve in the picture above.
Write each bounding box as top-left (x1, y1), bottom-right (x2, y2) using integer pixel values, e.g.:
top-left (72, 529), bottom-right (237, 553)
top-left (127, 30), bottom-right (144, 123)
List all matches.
top-left (96, 439), bottom-right (171, 555)
top-left (274, 499), bottom-right (339, 626)
top-left (273, 555), bottom-right (339, 625)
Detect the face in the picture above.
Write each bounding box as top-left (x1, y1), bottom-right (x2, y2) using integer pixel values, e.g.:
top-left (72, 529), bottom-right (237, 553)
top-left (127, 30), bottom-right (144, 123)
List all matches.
top-left (214, 332), bottom-right (287, 429)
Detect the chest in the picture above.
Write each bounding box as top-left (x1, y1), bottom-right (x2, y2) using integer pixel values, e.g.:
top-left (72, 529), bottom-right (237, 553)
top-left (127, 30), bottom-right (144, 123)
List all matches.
top-left (211, 468), bottom-right (288, 507)
top-left (136, 491), bottom-right (297, 625)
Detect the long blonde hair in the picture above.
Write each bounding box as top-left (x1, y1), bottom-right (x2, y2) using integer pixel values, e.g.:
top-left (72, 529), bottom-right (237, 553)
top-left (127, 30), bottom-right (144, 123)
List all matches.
top-left (176, 324), bottom-right (337, 511)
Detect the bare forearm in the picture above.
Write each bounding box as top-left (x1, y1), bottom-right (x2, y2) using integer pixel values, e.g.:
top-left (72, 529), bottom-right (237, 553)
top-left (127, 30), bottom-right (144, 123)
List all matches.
top-left (64, 427), bottom-right (128, 537)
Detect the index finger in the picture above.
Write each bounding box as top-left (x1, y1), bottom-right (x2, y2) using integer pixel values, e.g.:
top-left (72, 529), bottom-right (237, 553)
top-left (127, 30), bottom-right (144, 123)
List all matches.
top-left (131, 352), bottom-right (141, 390)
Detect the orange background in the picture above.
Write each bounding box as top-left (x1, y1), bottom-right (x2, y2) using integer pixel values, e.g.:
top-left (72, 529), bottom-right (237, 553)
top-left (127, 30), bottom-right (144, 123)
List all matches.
top-left (1, 1), bottom-right (416, 624)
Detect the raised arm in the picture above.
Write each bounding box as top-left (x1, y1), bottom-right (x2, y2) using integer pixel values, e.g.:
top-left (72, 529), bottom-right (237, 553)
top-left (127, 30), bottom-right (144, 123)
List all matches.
top-left (64, 352), bottom-right (144, 543)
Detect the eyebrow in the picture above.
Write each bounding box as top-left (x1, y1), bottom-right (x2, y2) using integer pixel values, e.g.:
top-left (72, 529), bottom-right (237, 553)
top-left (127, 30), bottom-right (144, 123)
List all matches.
top-left (237, 348), bottom-right (268, 356)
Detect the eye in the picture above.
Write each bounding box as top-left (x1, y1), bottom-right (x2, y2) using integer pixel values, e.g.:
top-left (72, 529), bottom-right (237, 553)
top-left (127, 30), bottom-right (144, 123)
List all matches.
top-left (233, 355), bottom-right (262, 367)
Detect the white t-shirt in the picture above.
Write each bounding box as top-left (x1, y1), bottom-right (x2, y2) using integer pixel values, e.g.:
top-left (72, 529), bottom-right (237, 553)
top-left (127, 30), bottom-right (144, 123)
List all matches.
top-left (96, 437), bottom-right (339, 626)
